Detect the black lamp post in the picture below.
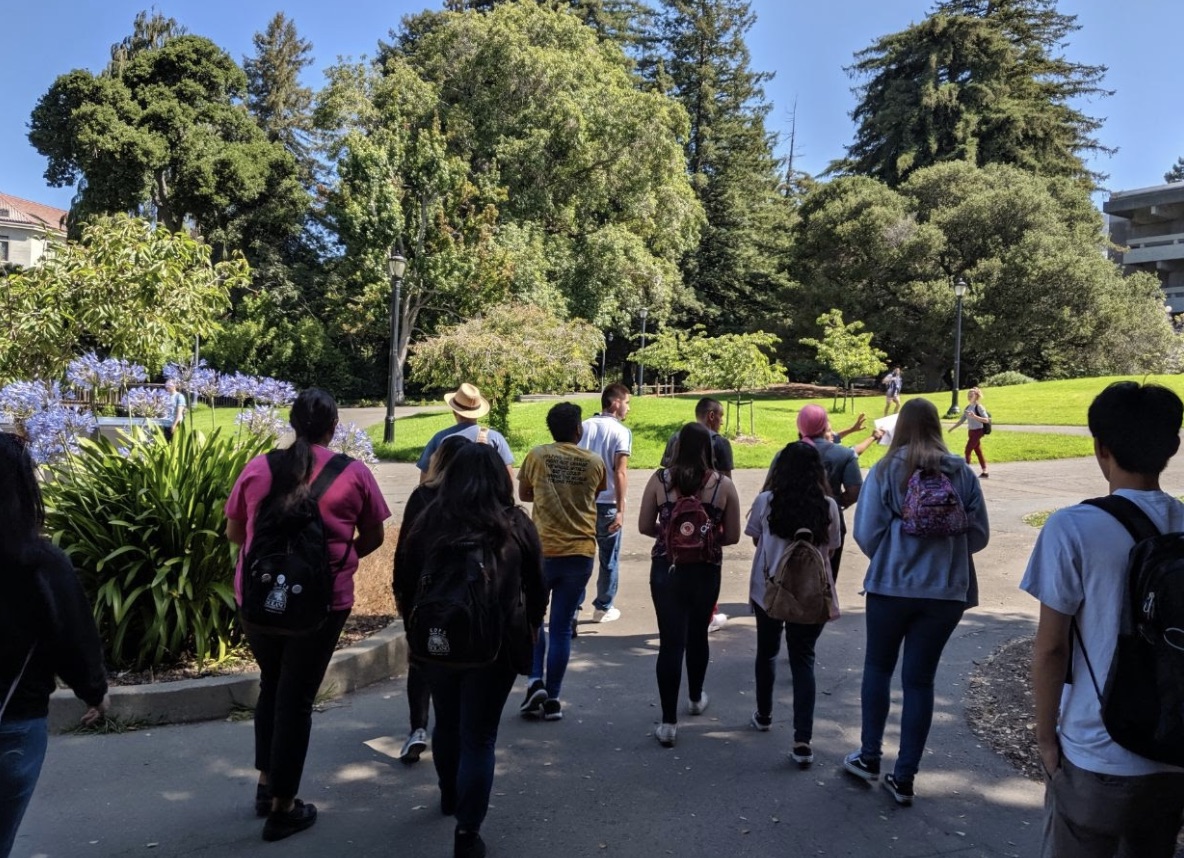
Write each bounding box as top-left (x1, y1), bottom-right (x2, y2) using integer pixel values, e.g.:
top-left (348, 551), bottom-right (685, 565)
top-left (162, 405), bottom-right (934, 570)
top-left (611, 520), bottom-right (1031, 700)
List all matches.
top-left (383, 251), bottom-right (407, 444)
top-left (637, 307), bottom-right (649, 395)
top-left (601, 331), bottom-right (613, 387)
top-left (947, 276), bottom-right (968, 417)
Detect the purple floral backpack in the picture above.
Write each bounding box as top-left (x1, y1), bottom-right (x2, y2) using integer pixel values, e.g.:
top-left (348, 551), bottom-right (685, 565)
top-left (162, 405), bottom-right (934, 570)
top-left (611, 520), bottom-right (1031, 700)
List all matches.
top-left (900, 468), bottom-right (968, 537)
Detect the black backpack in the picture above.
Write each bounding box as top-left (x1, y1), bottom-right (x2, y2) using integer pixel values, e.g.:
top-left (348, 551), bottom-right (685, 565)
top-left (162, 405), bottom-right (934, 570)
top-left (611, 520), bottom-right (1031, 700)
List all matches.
top-left (1074, 495), bottom-right (1184, 766)
top-left (241, 452), bottom-right (351, 635)
top-left (407, 541), bottom-right (505, 668)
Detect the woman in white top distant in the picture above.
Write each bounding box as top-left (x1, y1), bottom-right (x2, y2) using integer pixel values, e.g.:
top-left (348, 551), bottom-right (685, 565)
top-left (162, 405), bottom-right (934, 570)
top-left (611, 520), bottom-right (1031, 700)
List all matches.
top-left (949, 387), bottom-right (991, 478)
top-left (745, 441), bottom-right (840, 767)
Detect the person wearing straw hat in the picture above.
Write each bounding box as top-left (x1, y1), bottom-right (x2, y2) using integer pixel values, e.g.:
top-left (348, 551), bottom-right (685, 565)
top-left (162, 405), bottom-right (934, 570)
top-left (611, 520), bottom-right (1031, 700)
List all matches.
top-left (417, 383), bottom-right (514, 485)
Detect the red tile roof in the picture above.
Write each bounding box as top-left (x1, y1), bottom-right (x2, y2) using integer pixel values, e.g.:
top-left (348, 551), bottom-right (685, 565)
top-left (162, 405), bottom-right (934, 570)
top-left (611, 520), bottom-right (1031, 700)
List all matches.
top-left (0, 193), bottom-right (69, 232)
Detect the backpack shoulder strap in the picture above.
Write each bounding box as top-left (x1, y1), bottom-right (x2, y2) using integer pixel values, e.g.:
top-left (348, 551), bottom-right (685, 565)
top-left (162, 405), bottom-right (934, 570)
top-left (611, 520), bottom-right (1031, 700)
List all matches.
top-left (476, 426), bottom-right (489, 444)
top-left (1081, 495), bottom-right (1160, 543)
top-left (660, 469), bottom-right (672, 504)
top-left (309, 453), bottom-right (353, 501)
top-left (707, 471), bottom-right (722, 506)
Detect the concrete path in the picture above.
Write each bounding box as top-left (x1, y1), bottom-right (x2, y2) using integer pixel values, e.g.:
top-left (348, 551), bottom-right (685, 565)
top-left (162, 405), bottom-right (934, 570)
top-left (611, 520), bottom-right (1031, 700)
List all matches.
top-left (21, 451), bottom-right (1184, 858)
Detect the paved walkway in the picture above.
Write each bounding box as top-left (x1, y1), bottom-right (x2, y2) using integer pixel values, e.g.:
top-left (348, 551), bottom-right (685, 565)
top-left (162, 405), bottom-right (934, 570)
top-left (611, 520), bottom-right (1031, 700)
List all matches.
top-left (22, 447), bottom-right (1184, 858)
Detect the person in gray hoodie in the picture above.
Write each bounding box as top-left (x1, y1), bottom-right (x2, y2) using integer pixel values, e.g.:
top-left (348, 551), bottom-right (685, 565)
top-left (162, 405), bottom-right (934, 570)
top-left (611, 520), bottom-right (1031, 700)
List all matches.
top-left (842, 399), bottom-right (989, 806)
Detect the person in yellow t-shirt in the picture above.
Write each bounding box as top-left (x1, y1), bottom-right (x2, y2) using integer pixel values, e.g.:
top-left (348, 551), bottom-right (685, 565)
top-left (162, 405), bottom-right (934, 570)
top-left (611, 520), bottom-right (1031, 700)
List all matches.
top-left (516, 402), bottom-right (606, 721)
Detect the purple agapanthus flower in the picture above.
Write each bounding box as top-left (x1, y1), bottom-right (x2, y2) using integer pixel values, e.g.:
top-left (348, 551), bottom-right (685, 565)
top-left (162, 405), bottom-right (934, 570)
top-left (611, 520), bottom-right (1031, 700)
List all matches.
top-left (255, 378), bottom-right (297, 407)
top-left (235, 406), bottom-right (288, 442)
top-left (331, 422), bottom-right (378, 465)
top-left (24, 404), bottom-right (97, 465)
top-left (122, 387), bottom-right (171, 418)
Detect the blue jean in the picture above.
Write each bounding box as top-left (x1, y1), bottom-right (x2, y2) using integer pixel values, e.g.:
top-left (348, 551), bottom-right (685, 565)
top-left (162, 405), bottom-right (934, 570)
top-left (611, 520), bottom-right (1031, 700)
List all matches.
top-left (649, 559), bottom-right (721, 724)
top-left (425, 663), bottom-right (516, 832)
top-left (531, 555), bottom-right (594, 700)
top-left (859, 593), bottom-right (965, 781)
top-left (592, 503), bottom-right (622, 611)
top-left (0, 716), bottom-right (48, 858)
top-left (753, 603), bottom-right (826, 744)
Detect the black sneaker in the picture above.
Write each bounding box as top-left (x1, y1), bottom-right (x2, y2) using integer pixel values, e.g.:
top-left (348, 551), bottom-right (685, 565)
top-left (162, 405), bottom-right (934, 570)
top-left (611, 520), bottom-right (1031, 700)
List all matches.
top-left (883, 774), bottom-right (914, 806)
top-left (454, 829), bottom-right (486, 858)
top-left (751, 710), bottom-right (772, 732)
top-left (843, 750), bottom-right (880, 781)
top-left (790, 743), bottom-right (814, 768)
top-left (543, 698), bottom-right (563, 721)
top-left (262, 799), bottom-right (317, 842)
top-left (519, 679), bottom-right (546, 716)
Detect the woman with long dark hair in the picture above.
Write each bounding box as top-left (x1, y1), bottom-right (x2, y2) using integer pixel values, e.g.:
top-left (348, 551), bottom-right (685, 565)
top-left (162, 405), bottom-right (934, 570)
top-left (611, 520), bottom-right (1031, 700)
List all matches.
top-left (226, 388), bottom-right (390, 842)
top-left (395, 443), bottom-right (546, 858)
top-left (638, 422), bottom-right (740, 749)
top-left (846, 398), bottom-right (988, 806)
top-left (393, 434), bottom-right (471, 764)
top-left (746, 441), bottom-right (840, 767)
top-left (0, 433), bottom-right (108, 858)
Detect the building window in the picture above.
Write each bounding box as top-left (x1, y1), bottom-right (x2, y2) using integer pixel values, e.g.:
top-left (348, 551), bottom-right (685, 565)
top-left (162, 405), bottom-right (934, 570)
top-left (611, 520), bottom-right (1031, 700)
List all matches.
top-left (0, 236), bottom-right (8, 262)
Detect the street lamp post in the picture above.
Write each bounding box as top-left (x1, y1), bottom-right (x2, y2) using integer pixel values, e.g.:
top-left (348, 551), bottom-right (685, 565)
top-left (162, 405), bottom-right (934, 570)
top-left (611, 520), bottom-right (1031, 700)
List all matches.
top-left (383, 251), bottom-right (407, 445)
top-left (637, 307), bottom-right (649, 395)
top-left (947, 276), bottom-right (968, 417)
top-left (601, 331), bottom-right (613, 387)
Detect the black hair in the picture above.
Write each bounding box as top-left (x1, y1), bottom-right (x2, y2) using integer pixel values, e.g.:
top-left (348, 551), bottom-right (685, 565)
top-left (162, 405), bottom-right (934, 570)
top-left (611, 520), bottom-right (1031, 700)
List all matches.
top-left (261, 387), bottom-right (339, 514)
top-left (601, 383), bottom-right (630, 412)
top-left (767, 442), bottom-right (830, 543)
top-left (667, 422), bottom-right (713, 496)
top-left (1088, 382), bottom-right (1183, 475)
top-left (0, 433), bottom-right (44, 564)
top-left (546, 402), bottom-right (583, 443)
top-left (415, 443), bottom-right (514, 559)
top-left (424, 434), bottom-right (471, 487)
top-left (694, 397), bottom-right (722, 421)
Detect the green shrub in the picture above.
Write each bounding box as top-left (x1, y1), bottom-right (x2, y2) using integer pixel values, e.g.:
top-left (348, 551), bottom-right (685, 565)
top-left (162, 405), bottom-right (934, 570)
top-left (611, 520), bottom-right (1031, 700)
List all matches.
top-left (981, 371), bottom-right (1036, 387)
top-left (43, 429), bottom-right (269, 669)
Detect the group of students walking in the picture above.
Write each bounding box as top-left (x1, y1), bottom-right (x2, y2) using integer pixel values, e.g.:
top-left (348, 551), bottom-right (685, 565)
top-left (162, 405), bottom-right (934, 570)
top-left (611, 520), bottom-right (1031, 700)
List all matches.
top-left (2, 379), bottom-right (1182, 858)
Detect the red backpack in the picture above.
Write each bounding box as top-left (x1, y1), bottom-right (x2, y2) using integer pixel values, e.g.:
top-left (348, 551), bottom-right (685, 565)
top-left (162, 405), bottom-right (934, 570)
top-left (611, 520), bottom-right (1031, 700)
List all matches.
top-left (662, 471), bottom-right (722, 568)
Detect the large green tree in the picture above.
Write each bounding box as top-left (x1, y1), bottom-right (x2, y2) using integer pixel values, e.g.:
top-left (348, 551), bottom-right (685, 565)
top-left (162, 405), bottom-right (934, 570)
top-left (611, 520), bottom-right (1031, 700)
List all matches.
top-left (791, 162), bottom-right (1175, 383)
top-left (838, 0), bottom-right (1111, 188)
top-left (656, 0), bottom-right (794, 330)
top-left (244, 13), bottom-right (316, 182)
top-left (29, 28), bottom-right (307, 257)
top-left (318, 1), bottom-right (701, 401)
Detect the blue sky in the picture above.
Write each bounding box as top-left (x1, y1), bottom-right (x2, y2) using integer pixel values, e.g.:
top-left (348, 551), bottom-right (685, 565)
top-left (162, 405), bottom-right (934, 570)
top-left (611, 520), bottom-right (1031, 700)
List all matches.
top-left (3, 0), bottom-right (1177, 212)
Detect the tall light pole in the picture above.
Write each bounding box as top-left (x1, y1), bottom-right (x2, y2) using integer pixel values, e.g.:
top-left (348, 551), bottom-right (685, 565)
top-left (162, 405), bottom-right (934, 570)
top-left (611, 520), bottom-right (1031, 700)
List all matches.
top-left (383, 251), bottom-right (407, 444)
top-left (601, 331), bottom-right (613, 387)
top-left (947, 276), bottom-right (968, 417)
top-left (637, 307), bottom-right (649, 396)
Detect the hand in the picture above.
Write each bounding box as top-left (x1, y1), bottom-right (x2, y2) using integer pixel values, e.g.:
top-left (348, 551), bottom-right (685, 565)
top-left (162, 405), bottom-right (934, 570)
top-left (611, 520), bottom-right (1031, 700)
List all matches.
top-left (81, 695), bottom-right (110, 726)
top-left (1038, 738), bottom-right (1062, 779)
top-left (872, 428), bottom-right (885, 441)
top-left (609, 511), bottom-right (624, 533)
top-left (853, 413), bottom-right (867, 431)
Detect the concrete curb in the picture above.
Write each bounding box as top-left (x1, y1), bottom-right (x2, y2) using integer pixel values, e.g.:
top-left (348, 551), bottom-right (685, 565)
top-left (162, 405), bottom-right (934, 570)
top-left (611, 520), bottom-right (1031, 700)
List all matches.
top-left (47, 623), bottom-right (409, 733)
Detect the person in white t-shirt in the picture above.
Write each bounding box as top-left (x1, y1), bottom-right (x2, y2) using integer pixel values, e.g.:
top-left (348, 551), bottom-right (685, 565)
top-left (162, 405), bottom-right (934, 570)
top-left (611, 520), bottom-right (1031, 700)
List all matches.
top-left (577, 383), bottom-right (632, 622)
top-left (1021, 381), bottom-right (1184, 857)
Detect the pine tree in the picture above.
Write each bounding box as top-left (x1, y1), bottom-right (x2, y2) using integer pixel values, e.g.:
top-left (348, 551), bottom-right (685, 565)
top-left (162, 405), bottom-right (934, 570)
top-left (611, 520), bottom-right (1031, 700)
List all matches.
top-left (658, 0), bottom-right (793, 330)
top-left (244, 13), bottom-right (316, 182)
top-left (106, 10), bottom-right (186, 77)
top-left (839, 0), bottom-right (1111, 187)
top-left (1165, 158), bottom-right (1184, 184)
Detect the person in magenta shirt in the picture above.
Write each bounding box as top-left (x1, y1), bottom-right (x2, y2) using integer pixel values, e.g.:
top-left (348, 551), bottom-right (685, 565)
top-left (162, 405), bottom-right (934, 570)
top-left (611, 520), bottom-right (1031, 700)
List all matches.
top-left (226, 388), bottom-right (390, 842)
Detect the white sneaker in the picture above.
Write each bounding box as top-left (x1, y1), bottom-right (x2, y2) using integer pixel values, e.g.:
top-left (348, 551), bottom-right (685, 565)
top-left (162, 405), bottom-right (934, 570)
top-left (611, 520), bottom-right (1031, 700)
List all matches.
top-left (688, 691), bottom-right (709, 716)
top-left (400, 728), bottom-right (428, 764)
top-left (655, 722), bottom-right (677, 747)
top-left (708, 612), bottom-right (728, 633)
top-left (592, 606), bottom-right (621, 623)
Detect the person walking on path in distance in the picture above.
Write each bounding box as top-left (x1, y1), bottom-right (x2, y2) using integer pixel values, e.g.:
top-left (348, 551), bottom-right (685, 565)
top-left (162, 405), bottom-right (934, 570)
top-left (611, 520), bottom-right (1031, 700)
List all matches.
top-left (638, 422), bottom-right (740, 748)
top-left (393, 435), bottom-right (472, 764)
top-left (948, 387), bottom-right (991, 478)
top-left (1022, 382), bottom-right (1184, 857)
top-left (417, 383), bottom-right (514, 486)
top-left (746, 441), bottom-right (840, 767)
top-left (881, 366), bottom-right (903, 416)
top-left (0, 433), bottom-right (108, 858)
top-left (578, 383), bottom-right (632, 623)
top-left (395, 443), bottom-right (546, 858)
top-left (162, 378), bottom-right (186, 442)
top-left (517, 403), bottom-right (606, 722)
top-left (660, 397), bottom-right (734, 632)
top-left (226, 388), bottom-right (390, 842)
top-left (846, 398), bottom-right (989, 806)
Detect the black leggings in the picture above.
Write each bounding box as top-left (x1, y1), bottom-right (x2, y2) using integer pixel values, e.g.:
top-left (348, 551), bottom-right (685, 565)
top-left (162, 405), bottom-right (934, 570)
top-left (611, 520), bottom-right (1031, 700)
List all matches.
top-left (246, 610), bottom-right (349, 801)
top-left (649, 558), bottom-right (721, 724)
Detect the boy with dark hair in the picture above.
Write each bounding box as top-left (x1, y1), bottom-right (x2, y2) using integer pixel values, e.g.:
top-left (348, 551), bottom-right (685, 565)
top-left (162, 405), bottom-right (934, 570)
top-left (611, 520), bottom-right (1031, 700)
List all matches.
top-left (578, 384), bottom-right (632, 622)
top-left (518, 403), bottom-right (606, 720)
top-left (1022, 381), bottom-right (1184, 857)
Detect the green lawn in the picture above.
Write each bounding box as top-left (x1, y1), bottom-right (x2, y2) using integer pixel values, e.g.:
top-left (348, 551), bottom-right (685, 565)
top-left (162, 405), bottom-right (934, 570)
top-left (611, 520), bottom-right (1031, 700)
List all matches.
top-left (368, 391), bottom-right (1095, 469)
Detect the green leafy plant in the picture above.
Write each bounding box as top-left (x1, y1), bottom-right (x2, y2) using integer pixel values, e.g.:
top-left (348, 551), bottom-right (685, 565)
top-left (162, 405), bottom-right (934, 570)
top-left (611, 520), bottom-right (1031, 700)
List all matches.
top-left (43, 428), bottom-right (269, 669)
top-left (982, 371), bottom-right (1036, 387)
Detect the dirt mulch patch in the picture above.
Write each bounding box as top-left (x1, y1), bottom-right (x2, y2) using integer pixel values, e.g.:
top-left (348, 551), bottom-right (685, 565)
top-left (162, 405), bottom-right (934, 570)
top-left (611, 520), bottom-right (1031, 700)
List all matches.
top-left (107, 525), bottom-right (399, 687)
top-left (965, 635), bottom-right (1042, 781)
top-left (765, 383), bottom-right (883, 399)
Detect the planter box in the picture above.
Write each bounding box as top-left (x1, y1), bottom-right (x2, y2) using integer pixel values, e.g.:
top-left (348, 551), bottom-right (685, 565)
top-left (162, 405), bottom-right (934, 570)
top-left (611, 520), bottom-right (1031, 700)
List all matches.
top-left (95, 416), bottom-right (160, 444)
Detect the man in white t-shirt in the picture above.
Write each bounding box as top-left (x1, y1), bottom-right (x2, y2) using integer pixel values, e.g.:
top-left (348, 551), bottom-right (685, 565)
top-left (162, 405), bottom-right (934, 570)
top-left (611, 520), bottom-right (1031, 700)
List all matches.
top-left (1021, 381), bottom-right (1184, 857)
top-left (578, 383), bottom-right (631, 622)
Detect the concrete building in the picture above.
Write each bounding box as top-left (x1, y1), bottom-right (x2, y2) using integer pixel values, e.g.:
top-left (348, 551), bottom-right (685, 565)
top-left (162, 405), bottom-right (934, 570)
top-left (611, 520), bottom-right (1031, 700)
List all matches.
top-left (1104, 182), bottom-right (1184, 312)
top-left (0, 192), bottom-right (68, 269)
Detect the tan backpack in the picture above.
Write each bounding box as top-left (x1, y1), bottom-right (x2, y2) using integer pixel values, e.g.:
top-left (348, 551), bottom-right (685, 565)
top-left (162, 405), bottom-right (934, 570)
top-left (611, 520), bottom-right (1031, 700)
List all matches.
top-left (763, 528), bottom-right (834, 624)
